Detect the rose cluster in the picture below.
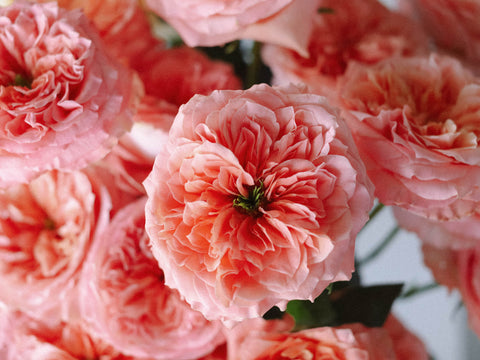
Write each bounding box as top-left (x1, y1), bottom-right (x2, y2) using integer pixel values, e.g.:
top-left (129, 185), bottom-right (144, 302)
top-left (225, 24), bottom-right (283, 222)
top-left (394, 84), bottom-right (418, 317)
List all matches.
top-left (1, 0), bottom-right (479, 359)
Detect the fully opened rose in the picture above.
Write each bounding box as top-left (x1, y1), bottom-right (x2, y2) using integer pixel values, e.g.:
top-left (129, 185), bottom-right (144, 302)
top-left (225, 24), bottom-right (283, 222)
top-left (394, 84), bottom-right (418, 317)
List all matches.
top-left (0, 1), bottom-right (137, 186)
top-left (339, 54), bottom-right (480, 220)
top-left (144, 84), bottom-right (374, 322)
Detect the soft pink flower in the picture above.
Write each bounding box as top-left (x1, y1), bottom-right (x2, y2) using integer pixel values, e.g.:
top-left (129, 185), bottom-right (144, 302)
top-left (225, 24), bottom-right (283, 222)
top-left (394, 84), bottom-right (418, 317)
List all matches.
top-left (0, 170), bottom-right (110, 323)
top-left (422, 243), bottom-right (459, 290)
top-left (262, 0), bottom-right (429, 98)
top-left (338, 54), bottom-right (480, 220)
top-left (91, 123), bottom-right (170, 207)
top-left (135, 46), bottom-right (242, 116)
top-left (79, 197), bottom-right (225, 359)
top-left (0, 310), bottom-right (136, 360)
top-left (0, 1), bottom-right (137, 186)
top-left (144, 84), bottom-right (374, 322)
top-left (33, 0), bottom-right (162, 68)
top-left (394, 207), bottom-right (480, 249)
top-left (228, 322), bottom-right (396, 360)
top-left (144, 0), bottom-right (318, 56)
top-left (405, 0), bottom-right (480, 69)
top-left (456, 244), bottom-right (480, 338)
top-left (226, 315), bottom-right (427, 360)
top-left (383, 315), bottom-right (429, 360)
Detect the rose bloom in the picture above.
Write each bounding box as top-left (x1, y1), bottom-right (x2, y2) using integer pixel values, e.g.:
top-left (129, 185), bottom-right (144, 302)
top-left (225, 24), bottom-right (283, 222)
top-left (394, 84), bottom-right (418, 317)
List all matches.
top-left (144, 84), bottom-right (374, 322)
top-left (32, 0), bottom-right (161, 68)
top-left (394, 206), bottom-right (480, 249)
top-left (0, 309), bottom-right (138, 360)
top-left (262, 0), bottom-right (429, 98)
top-left (144, 0), bottom-right (318, 56)
top-left (227, 316), bottom-right (428, 360)
top-left (0, 170), bottom-right (110, 323)
top-left (338, 54), bottom-right (480, 220)
top-left (422, 241), bottom-right (480, 340)
top-left (79, 197), bottom-right (225, 359)
top-left (456, 244), bottom-right (480, 337)
top-left (0, 1), bottom-right (137, 186)
top-left (134, 46), bottom-right (242, 130)
top-left (405, 0), bottom-right (480, 69)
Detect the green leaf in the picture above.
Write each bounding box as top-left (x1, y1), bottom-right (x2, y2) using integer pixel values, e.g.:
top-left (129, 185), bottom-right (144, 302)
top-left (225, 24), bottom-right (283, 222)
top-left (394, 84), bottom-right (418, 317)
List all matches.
top-left (286, 291), bottom-right (337, 331)
top-left (330, 284), bottom-right (404, 327)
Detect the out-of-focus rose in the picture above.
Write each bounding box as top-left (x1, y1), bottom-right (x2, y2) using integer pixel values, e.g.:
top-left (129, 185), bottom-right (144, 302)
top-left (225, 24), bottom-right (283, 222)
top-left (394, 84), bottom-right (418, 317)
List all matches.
top-left (383, 315), bottom-right (429, 360)
top-left (0, 170), bottom-right (110, 323)
top-left (338, 54), bottom-right (480, 220)
top-left (144, 83), bottom-right (374, 322)
top-left (421, 241), bottom-right (480, 340)
top-left (405, 0), bottom-right (480, 69)
top-left (0, 310), bottom-right (136, 360)
top-left (134, 46), bottom-right (242, 128)
top-left (228, 322), bottom-right (395, 360)
top-left (262, 0), bottom-right (429, 98)
top-left (90, 122), bottom-right (170, 210)
top-left (0, 1), bottom-right (137, 186)
top-left (394, 207), bottom-right (480, 249)
top-left (456, 244), bottom-right (480, 338)
top-left (422, 243), bottom-right (459, 290)
top-left (79, 197), bottom-right (225, 359)
top-left (33, 0), bottom-right (162, 68)
top-left (144, 0), bottom-right (318, 56)
top-left (226, 315), bottom-right (427, 360)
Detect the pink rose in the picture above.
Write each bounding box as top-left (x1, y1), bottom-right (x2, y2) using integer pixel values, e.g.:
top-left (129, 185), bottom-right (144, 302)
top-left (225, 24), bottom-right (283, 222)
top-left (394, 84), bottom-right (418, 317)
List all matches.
top-left (338, 54), bottom-right (480, 220)
top-left (262, 0), bottom-right (429, 98)
top-left (91, 123), bottom-right (170, 207)
top-left (394, 207), bottom-right (480, 249)
top-left (0, 310), bottom-right (135, 360)
top-left (0, 170), bottom-right (111, 323)
top-left (34, 0), bottom-right (162, 68)
top-left (144, 0), bottom-right (318, 56)
top-left (144, 84), bottom-right (374, 322)
top-left (79, 197), bottom-right (225, 359)
top-left (0, 1), bottom-right (137, 186)
top-left (383, 315), bottom-right (429, 360)
top-left (456, 244), bottom-right (480, 338)
top-left (135, 46), bottom-right (242, 112)
top-left (228, 322), bottom-right (401, 360)
top-left (226, 316), bottom-right (427, 360)
top-left (132, 45), bottom-right (242, 137)
top-left (405, 0), bottom-right (480, 69)
top-left (422, 243), bottom-right (460, 290)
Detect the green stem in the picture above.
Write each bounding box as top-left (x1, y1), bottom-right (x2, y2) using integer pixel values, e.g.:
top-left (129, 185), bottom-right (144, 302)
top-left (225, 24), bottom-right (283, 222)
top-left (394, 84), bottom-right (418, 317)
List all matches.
top-left (357, 226), bottom-right (400, 267)
top-left (369, 203), bottom-right (385, 221)
top-left (400, 282), bottom-right (440, 299)
top-left (245, 41), bottom-right (262, 88)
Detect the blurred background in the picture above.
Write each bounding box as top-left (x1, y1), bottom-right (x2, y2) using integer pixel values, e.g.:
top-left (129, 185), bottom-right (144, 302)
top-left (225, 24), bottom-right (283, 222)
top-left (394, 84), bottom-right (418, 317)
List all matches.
top-left (356, 206), bottom-right (480, 360)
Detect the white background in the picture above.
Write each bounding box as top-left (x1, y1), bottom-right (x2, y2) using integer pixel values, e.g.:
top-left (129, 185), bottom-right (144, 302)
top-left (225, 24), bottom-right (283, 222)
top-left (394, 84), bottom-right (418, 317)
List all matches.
top-left (356, 207), bottom-right (480, 360)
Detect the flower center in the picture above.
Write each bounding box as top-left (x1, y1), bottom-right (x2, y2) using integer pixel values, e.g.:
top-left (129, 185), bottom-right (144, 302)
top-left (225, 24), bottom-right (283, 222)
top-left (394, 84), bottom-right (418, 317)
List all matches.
top-left (11, 74), bottom-right (32, 89)
top-left (43, 218), bottom-right (55, 230)
top-left (233, 181), bottom-right (266, 216)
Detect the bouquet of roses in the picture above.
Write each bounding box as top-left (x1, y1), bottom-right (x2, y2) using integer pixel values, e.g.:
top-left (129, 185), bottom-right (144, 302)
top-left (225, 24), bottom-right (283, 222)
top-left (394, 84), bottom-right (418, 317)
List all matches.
top-left (0, 0), bottom-right (478, 359)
